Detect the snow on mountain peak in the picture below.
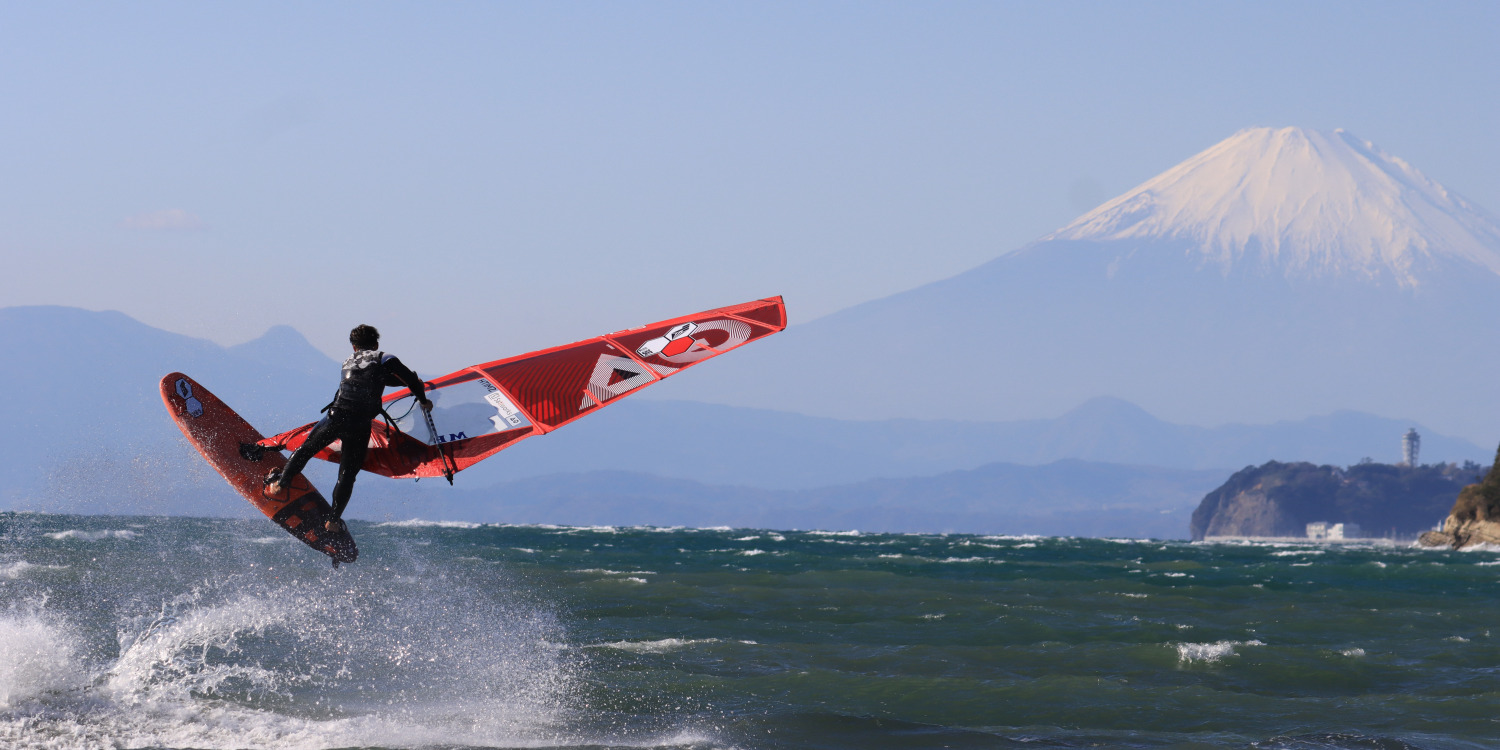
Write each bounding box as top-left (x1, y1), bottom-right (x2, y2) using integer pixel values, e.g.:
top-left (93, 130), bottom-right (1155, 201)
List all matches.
top-left (1047, 127), bottom-right (1500, 285)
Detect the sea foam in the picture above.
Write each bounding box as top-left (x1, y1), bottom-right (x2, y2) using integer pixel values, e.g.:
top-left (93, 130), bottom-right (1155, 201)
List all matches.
top-left (1174, 640), bottom-right (1264, 664)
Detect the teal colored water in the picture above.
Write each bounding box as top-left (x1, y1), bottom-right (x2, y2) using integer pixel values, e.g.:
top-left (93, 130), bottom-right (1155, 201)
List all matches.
top-left (1, 512), bottom-right (1496, 749)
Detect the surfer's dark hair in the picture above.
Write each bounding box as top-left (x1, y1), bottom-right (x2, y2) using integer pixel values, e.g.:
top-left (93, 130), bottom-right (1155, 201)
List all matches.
top-left (350, 324), bottom-right (380, 350)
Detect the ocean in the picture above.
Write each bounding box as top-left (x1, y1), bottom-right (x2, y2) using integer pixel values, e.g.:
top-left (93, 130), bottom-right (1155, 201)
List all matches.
top-left (1, 512), bottom-right (1496, 749)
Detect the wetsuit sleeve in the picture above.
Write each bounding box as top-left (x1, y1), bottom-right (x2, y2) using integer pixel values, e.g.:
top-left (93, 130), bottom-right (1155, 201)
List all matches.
top-left (381, 356), bottom-right (429, 403)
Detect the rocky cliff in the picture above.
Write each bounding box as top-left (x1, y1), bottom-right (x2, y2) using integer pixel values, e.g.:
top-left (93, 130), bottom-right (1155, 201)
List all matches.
top-left (1191, 460), bottom-right (1479, 541)
top-left (1419, 443), bottom-right (1500, 549)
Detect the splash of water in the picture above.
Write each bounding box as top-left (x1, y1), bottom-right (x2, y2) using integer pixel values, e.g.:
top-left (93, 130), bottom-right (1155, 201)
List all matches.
top-left (1, 559), bottom-right (580, 749)
top-left (0, 606), bottom-right (86, 708)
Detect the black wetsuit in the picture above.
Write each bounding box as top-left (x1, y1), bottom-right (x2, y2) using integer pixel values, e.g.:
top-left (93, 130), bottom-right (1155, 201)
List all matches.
top-left (278, 349), bottom-right (428, 521)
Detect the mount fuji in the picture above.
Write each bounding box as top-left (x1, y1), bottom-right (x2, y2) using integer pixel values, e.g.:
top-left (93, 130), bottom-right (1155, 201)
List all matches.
top-left (1051, 127), bottom-right (1500, 285)
top-left (657, 127), bottom-right (1500, 443)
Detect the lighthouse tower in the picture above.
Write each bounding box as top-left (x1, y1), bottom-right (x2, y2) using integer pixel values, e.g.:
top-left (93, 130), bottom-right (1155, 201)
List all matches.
top-left (1402, 428), bottom-right (1421, 467)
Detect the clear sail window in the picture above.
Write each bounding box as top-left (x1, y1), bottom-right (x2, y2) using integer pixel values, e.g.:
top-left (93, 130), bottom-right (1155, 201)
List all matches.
top-left (385, 377), bottom-right (531, 445)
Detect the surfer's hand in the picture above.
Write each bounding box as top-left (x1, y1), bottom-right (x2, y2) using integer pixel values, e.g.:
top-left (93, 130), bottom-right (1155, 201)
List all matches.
top-left (420, 399), bottom-right (433, 413)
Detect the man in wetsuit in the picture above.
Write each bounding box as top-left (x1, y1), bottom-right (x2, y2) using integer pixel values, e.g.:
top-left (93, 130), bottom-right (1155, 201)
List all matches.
top-left (265, 324), bottom-right (431, 532)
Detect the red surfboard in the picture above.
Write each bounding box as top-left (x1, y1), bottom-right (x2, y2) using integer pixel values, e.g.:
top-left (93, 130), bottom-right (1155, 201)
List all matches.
top-left (160, 373), bottom-right (358, 565)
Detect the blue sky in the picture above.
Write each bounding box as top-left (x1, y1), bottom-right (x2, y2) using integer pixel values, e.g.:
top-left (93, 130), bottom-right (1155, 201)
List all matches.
top-left (2, 1), bottom-right (1496, 373)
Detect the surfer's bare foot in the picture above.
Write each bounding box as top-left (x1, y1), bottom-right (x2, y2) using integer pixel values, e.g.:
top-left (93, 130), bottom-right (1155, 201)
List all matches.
top-left (263, 469), bottom-right (284, 495)
top-left (325, 519), bottom-right (346, 533)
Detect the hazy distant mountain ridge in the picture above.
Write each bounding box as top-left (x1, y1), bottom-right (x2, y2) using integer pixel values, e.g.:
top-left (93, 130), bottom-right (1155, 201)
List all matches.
top-left (1049, 127), bottom-right (1500, 285)
top-left (4, 306), bottom-right (1482, 534)
top-left (227, 325), bottom-right (342, 382)
top-left (496, 397), bottom-right (1482, 490)
top-left (0, 306), bottom-right (338, 506)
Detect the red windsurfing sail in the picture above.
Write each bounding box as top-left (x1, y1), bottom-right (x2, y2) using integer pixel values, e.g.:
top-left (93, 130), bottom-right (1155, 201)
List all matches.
top-left (262, 296), bottom-right (786, 480)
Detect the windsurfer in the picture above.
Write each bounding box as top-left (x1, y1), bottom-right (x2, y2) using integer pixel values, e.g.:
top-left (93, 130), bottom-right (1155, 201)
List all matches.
top-left (265, 324), bottom-right (431, 532)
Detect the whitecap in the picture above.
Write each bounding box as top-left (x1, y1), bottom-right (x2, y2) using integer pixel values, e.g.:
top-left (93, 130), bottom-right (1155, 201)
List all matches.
top-left (1174, 639), bottom-right (1264, 664)
top-left (1458, 542), bottom-right (1500, 553)
top-left (739, 549), bottom-right (767, 556)
top-left (44, 529), bottom-right (138, 541)
top-left (0, 561), bottom-right (67, 579)
top-left (373, 519), bottom-right (482, 529)
top-left (1341, 648), bottom-right (1366, 657)
top-left (590, 637), bottom-right (719, 653)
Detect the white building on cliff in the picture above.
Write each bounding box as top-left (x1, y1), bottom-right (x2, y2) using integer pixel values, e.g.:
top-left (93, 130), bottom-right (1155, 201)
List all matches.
top-left (1307, 522), bottom-right (1363, 540)
top-left (1403, 429), bottom-right (1420, 467)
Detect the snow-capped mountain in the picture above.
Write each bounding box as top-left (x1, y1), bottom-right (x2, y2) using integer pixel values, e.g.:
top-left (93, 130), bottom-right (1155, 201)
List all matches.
top-left (1047, 128), bottom-right (1500, 285)
top-left (654, 127), bottom-right (1500, 445)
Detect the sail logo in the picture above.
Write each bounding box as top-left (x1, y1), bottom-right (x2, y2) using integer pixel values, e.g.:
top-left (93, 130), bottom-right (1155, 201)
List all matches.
top-left (636, 322), bottom-right (699, 359)
top-left (637, 319), bottom-right (753, 365)
top-left (175, 378), bottom-right (205, 418)
top-left (435, 432), bottom-right (468, 444)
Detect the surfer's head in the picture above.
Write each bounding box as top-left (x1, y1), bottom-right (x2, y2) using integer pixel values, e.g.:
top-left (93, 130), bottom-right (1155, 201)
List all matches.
top-left (350, 324), bottom-right (380, 350)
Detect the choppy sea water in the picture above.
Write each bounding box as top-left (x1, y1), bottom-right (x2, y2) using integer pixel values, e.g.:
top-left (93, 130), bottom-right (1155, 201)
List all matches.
top-left (1, 512), bottom-right (1497, 749)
